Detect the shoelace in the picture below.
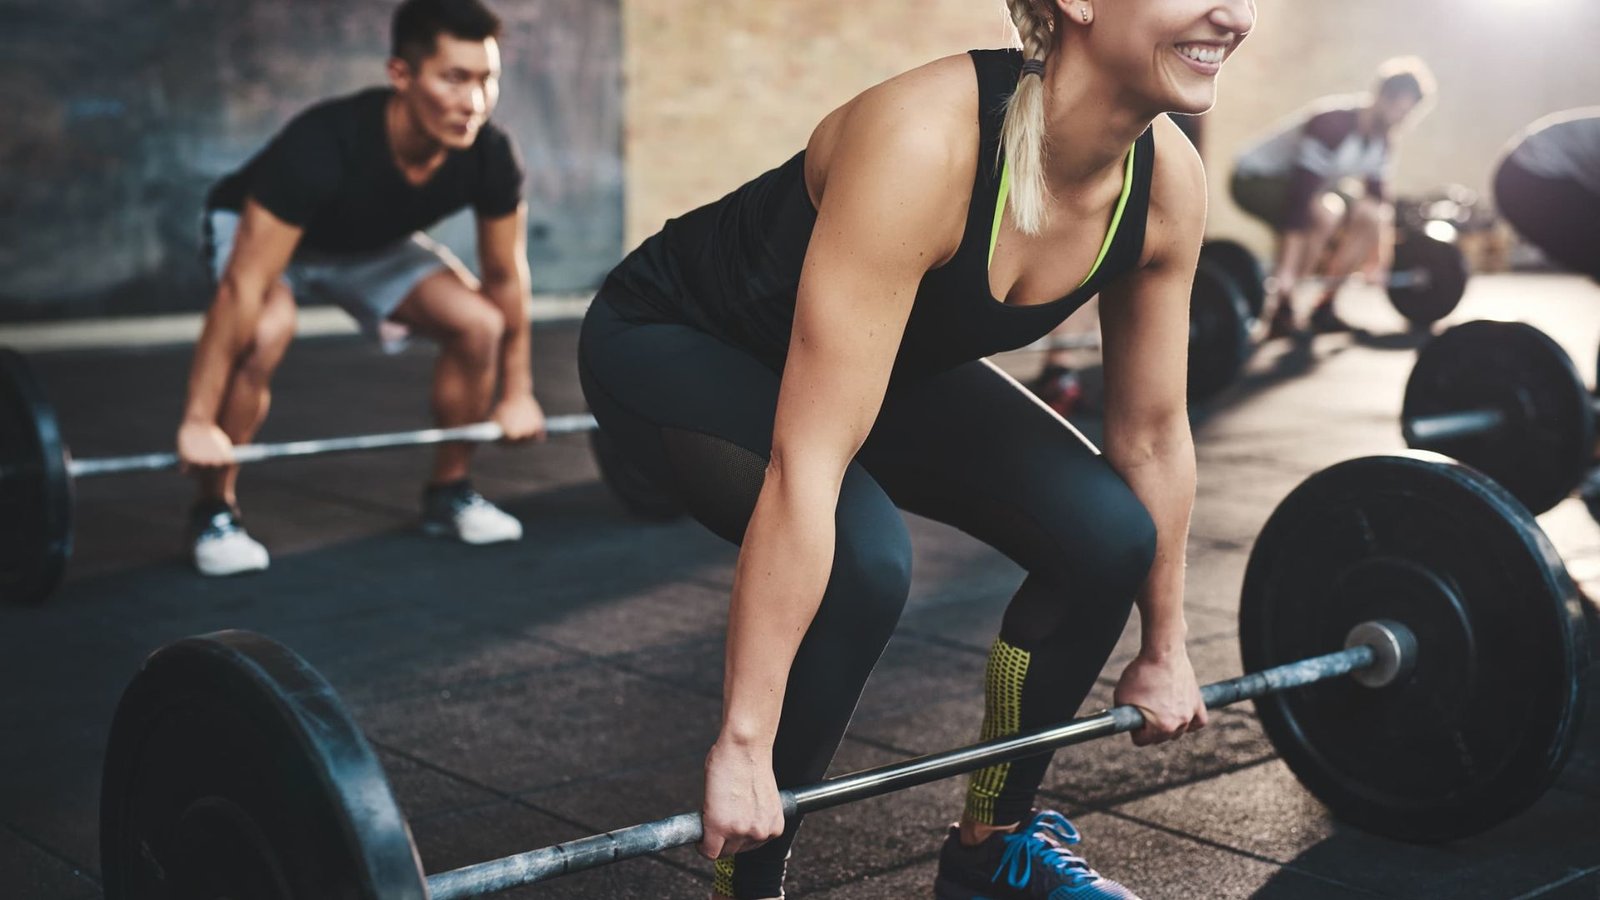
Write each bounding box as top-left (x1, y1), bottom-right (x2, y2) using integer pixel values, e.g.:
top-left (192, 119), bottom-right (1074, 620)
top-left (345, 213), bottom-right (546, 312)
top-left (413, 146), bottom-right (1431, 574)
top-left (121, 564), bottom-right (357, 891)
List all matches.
top-left (201, 511), bottom-right (242, 537)
top-left (993, 812), bottom-right (1102, 893)
top-left (450, 489), bottom-right (492, 513)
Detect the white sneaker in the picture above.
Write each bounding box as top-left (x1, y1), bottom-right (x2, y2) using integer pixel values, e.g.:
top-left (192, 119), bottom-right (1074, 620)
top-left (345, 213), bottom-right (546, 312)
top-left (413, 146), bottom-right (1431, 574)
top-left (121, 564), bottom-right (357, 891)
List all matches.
top-left (189, 503), bottom-right (270, 577)
top-left (421, 481), bottom-right (523, 545)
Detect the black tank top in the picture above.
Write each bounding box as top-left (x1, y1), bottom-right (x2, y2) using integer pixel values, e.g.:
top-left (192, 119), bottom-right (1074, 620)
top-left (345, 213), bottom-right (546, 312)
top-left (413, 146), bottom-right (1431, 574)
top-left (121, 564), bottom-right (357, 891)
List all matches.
top-left (605, 48), bottom-right (1155, 380)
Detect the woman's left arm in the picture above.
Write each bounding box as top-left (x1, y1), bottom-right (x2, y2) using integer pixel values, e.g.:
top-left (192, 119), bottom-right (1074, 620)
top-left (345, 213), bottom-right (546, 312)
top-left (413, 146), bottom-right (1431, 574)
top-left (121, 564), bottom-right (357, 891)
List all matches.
top-left (1097, 116), bottom-right (1209, 742)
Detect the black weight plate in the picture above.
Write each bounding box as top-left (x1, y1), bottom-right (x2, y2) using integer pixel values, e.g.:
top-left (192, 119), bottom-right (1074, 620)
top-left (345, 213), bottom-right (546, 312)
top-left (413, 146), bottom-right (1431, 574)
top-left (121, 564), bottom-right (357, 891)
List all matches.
top-left (1388, 230), bottom-right (1469, 325)
top-left (0, 348), bottom-right (72, 605)
top-left (1187, 260), bottom-right (1252, 404)
top-left (101, 631), bottom-right (427, 900)
top-left (1201, 239), bottom-right (1266, 320)
top-left (1402, 320), bottom-right (1592, 514)
top-left (1240, 453), bottom-right (1589, 842)
top-left (591, 427), bottom-right (685, 521)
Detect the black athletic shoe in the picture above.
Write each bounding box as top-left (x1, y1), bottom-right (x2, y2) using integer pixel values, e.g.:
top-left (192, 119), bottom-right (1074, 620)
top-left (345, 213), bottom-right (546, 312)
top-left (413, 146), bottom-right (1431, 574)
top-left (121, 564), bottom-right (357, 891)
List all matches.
top-left (1265, 302), bottom-right (1298, 339)
top-left (1308, 301), bottom-right (1353, 334)
top-left (421, 480), bottom-right (523, 544)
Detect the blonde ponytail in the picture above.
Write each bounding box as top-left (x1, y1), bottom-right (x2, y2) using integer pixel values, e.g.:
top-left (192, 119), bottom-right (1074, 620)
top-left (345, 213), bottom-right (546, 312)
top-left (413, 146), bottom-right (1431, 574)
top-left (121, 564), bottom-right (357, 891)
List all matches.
top-left (1001, 0), bottom-right (1058, 235)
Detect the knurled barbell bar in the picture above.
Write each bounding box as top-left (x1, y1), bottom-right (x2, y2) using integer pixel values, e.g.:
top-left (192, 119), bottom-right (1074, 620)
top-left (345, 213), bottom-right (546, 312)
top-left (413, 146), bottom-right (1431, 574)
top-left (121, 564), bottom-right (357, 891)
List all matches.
top-left (0, 347), bottom-right (683, 605)
top-left (1400, 320), bottom-right (1597, 515)
top-left (98, 453), bottom-right (1591, 898)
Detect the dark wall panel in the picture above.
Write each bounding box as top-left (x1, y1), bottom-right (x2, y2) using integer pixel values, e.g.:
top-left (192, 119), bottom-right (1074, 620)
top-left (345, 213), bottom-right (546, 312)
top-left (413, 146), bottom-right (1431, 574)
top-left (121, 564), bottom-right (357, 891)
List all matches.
top-left (0, 0), bottom-right (622, 322)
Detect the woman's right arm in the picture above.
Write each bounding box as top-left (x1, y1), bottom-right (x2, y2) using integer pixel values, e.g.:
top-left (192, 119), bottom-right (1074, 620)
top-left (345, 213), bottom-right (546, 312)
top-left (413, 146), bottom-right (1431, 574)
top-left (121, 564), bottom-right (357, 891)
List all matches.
top-left (698, 59), bottom-right (973, 860)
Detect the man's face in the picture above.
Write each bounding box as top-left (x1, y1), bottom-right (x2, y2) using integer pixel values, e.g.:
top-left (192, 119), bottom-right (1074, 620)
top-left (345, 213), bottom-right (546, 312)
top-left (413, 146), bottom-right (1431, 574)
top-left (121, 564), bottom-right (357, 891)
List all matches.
top-left (391, 34), bottom-right (501, 150)
top-left (1374, 90), bottom-right (1423, 133)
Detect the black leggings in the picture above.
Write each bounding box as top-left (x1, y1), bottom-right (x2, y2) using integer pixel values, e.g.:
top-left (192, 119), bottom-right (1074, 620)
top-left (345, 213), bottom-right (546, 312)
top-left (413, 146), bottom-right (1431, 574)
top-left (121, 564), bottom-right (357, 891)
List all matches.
top-left (1494, 156), bottom-right (1600, 282)
top-left (578, 288), bottom-right (1156, 898)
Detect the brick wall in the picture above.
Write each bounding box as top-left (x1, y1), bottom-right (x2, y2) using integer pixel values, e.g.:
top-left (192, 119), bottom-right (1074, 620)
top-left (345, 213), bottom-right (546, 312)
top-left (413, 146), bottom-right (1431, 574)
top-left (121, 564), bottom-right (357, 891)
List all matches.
top-left (623, 0), bottom-right (1600, 258)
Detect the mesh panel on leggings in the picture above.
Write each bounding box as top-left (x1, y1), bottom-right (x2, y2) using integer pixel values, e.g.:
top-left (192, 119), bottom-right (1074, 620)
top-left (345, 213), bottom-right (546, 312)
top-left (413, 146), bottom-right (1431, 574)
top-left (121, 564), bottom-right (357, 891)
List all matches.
top-left (713, 858), bottom-right (737, 897)
top-left (660, 427), bottom-right (771, 542)
top-left (963, 637), bottom-right (1032, 825)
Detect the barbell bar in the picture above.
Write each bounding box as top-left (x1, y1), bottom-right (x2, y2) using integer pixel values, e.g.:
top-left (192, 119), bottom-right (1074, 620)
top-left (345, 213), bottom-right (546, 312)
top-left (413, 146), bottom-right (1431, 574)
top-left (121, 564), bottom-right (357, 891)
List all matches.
top-left (99, 453), bottom-right (1592, 898)
top-left (63, 416), bottom-right (597, 479)
top-left (1401, 320), bottom-right (1598, 514)
top-left (425, 625), bottom-right (1403, 899)
top-left (1300, 266), bottom-right (1434, 292)
top-left (1201, 227), bottom-right (1470, 327)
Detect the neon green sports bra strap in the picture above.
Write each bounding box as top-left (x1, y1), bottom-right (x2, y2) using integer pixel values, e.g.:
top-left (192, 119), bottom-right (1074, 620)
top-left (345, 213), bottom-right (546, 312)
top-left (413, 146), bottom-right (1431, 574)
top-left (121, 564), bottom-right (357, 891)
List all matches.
top-left (987, 143), bottom-right (1139, 288)
top-left (988, 161), bottom-right (1012, 267)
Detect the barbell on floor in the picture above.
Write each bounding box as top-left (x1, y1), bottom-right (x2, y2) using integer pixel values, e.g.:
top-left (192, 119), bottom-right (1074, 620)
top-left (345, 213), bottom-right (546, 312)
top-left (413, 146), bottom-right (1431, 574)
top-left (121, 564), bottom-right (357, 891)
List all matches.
top-left (98, 453), bottom-right (1591, 898)
top-left (1400, 320), bottom-right (1598, 514)
top-left (65, 418), bottom-right (595, 476)
top-left (0, 348), bottom-right (683, 605)
top-left (1035, 256), bottom-right (1255, 404)
top-left (1202, 225), bottom-right (1470, 327)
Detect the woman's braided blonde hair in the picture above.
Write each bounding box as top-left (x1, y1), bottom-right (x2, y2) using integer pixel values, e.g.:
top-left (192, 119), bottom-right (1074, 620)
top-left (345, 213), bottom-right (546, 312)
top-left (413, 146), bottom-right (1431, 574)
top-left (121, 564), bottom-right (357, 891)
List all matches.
top-left (1000, 0), bottom-right (1061, 235)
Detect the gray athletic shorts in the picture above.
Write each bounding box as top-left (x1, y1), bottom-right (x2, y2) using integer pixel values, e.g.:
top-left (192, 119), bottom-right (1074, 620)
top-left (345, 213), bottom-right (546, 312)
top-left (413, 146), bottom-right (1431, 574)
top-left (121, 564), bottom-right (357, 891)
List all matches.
top-left (203, 209), bottom-right (468, 348)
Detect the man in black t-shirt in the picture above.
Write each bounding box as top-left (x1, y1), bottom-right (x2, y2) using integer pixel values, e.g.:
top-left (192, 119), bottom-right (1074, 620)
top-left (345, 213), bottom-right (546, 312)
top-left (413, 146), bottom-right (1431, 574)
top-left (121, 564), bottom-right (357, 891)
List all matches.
top-left (178, 0), bottom-right (547, 576)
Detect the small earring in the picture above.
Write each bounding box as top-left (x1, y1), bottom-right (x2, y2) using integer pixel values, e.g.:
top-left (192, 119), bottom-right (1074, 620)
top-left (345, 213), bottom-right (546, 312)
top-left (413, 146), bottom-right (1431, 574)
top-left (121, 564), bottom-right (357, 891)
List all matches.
top-left (1080, 6), bottom-right (1090, 22)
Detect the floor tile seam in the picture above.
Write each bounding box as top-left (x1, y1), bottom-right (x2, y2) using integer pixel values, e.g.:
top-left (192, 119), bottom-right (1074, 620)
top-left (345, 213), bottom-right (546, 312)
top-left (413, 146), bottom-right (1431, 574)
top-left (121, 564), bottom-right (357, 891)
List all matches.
top-left (1083, 804), bottom-right (1391, 896)
top-left (488, 628), bottom-right (727, 703)
top-left (1507, 864), bottom-right (1600, 900)
top-left (375, 741), bottom-right (715, 888)
top-left (512, 747), bottom-right (708, 800)
top-left (684, 572), bottom-right (736, 593)
top-left (368, 738), bottom-right (529, 808)
top-left (442, 604), bottom-right (722, 659)
top-left (1187, 533), bottom-right (1249, 553)
top-left (343, 640), bottom-right (605, 709)
top-left (369, 733), bottom-right (713, 813)
top-left (346, 660), bottom-right (596, 709)
top-left (1195, 450), bottom-right (1332, 473)
top-left (786, 849), bottom-right (945, 897)
top-left (1033, 750), bottom-right (1280, 812)
top-left (1183, 598), bottom-right (1244, 618)
top-left (889, 627), bottom-right (998, 658)
top-left (248, 472), bottom-right (421, 519)
top-left (0, 817), bottom-right (102, 887)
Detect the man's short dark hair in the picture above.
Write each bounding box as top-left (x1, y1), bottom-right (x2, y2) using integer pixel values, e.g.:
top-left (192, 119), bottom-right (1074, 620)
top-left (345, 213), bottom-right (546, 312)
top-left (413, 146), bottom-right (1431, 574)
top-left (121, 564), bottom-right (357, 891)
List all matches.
top-left (1374, 56), bottom-right (1436, 104)
top-left (392, 0), bottom-right (502, 68)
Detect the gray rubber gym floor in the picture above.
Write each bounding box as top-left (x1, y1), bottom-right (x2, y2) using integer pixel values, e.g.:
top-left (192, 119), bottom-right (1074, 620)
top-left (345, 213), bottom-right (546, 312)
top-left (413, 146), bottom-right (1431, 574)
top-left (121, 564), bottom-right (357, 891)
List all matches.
top-left (4, 274), bottom-right (1599, 899)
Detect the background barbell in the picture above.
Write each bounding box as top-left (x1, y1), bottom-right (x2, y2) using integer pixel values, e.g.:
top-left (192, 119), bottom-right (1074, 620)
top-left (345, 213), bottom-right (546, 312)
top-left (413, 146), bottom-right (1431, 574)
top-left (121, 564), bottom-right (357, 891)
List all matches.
top-left (0, 347), bottom-right (683, 605)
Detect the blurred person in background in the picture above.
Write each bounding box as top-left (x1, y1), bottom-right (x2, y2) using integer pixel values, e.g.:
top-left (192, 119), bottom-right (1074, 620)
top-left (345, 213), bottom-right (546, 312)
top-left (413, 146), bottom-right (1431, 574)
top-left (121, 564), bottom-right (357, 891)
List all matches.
top-left (1494, 108), bottom-right (1600, 282)
top-left (1231, 57), bottom-right (1435, 335)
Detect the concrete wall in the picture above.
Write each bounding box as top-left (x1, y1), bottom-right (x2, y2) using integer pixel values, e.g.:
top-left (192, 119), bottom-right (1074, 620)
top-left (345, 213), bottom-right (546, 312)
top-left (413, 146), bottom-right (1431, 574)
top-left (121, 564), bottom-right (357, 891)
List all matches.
top-left (0, 0), bottom-right (621, 322)
top-left (623, 0), bottom-right (1600, 257)
top-left (6, 0), bottom-right (1595, 322)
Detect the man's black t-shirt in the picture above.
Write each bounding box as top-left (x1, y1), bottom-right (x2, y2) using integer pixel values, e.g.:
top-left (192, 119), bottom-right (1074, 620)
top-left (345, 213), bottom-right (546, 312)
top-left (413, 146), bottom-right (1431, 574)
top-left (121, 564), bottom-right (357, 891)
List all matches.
top-left (207, 88), bottom-right (525, 254)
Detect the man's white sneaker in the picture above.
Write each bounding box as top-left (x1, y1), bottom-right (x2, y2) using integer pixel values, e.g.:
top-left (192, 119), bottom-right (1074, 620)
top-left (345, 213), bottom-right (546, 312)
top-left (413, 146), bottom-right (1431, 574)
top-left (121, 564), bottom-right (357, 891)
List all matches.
top-left (189, 502), bottom-right (270, 577)
top-left (421, 481), bottom-right (523, 545)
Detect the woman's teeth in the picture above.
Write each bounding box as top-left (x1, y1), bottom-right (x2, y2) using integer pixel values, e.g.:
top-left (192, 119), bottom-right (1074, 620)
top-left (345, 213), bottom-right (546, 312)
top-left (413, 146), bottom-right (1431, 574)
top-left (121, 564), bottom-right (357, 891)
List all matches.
top-left (1177, 44), bottom-right (1225, 65)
